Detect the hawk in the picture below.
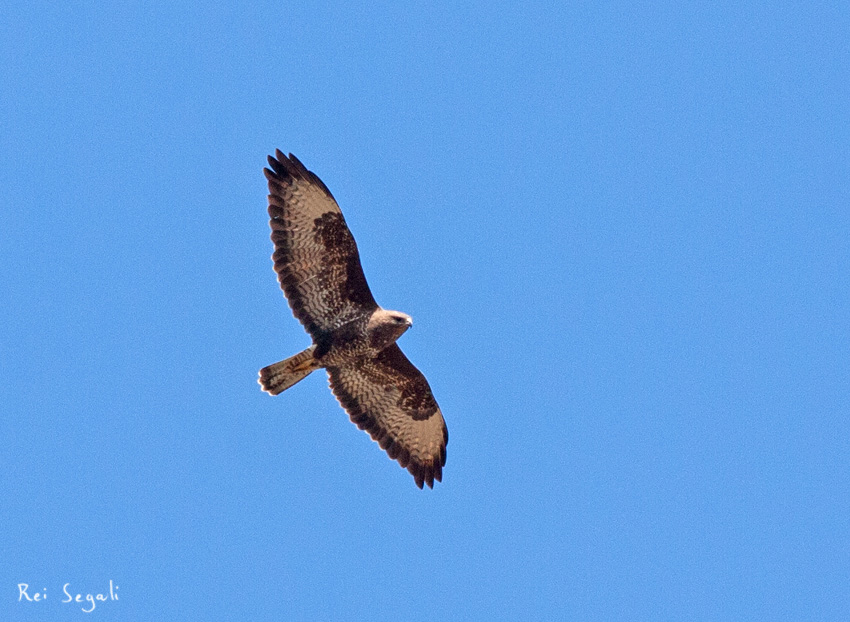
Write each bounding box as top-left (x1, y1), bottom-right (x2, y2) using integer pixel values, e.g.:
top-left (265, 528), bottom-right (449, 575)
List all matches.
top-left (258, 151), bottom-right (448, 489)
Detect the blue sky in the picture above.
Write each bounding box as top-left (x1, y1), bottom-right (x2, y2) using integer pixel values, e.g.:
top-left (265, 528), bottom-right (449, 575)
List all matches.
top-left (2, 1), bottom-right (848, 620)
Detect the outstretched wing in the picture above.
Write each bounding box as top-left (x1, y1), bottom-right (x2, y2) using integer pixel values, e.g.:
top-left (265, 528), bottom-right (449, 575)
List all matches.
top-left (265, 151), bottom-right (378, 341)
top-left (327, 344), bottom-right (448, 489)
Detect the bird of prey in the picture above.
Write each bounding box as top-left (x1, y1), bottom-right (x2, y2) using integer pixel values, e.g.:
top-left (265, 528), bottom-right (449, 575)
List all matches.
top-left (258, 151), bottom-right (448, 489)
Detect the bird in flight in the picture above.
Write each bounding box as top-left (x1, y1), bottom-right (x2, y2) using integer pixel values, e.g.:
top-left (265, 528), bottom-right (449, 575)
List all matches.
top-left (258, 151), bottom-right (448, 489)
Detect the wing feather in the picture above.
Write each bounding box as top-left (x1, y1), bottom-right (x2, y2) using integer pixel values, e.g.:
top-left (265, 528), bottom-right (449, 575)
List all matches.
top-left (327, 345), bottom-right (448, 489)
top-left (265, 151), bottom-right (378, 340)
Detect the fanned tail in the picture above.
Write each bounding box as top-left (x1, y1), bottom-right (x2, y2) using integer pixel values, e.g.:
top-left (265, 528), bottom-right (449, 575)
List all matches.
top-left (258, 346), bottom-right (319, 395)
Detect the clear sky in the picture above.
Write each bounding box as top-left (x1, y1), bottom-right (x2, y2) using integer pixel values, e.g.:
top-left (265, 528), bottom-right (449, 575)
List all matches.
top-left (2, 1), bottom-right (848, 620)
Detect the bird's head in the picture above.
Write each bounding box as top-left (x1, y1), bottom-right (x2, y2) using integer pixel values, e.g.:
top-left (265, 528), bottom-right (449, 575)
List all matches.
top-left (368, 309), bottom-right (413, 349)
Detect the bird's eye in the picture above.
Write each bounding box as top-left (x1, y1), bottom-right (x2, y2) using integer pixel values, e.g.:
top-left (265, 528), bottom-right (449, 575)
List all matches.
top-left (395, 316), bottom-right (406, 323)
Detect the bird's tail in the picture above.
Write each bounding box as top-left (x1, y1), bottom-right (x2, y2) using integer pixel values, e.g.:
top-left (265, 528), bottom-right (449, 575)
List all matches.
top-left (258, 345), bottom-right (319, 395)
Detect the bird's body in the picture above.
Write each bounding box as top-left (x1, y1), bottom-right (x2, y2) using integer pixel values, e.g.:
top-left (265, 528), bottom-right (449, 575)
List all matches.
top-left (258, 152), bottom-right (447, 489)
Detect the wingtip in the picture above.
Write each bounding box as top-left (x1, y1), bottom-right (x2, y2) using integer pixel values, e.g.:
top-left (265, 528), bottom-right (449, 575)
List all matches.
top-left (264, 150), bottom-right (336, 201)
top-left (266, 150), bottom-right (293, 177)
top-left (409, 462), bottom-right (440, 489)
